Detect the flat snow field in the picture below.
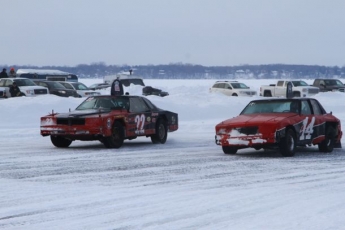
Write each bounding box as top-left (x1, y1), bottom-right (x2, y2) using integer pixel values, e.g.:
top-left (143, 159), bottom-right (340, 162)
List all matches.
top-left (1, 79), bottom-right (345, 230)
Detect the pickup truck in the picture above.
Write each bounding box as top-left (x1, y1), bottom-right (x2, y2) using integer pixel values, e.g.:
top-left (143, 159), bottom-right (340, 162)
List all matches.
top-left (312, 79), bottom-right (345, 92)
top-left (260, 80), bottom-right (319, 97)
top-left (0, 77), bottom-right (49, 98)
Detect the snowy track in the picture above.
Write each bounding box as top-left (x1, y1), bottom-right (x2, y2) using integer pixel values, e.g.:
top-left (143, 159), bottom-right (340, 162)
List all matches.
top-left (1, 79), bottom-right (345, 229)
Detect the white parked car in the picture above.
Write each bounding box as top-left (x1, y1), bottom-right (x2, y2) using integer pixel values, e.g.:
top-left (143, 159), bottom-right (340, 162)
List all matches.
top-left (209, 81), bottom-right (257, 96)
top-left (58, 81), bottom-right (101, 97)
top-left (0, 78), bottom-right (49, 98)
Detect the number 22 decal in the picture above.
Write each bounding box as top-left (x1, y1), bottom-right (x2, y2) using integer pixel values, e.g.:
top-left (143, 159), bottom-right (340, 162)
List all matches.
top-left (299, 117), bottom-right (315, 140)
top-left (135, 114), bottom-right (145, 134)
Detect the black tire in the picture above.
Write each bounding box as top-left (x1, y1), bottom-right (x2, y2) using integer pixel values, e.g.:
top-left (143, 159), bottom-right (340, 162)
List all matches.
top-left (50, 136), bottom-right (72, 148)
top-left (264, 91), bottom-right (272, 97)
top-left (103, 121), bottom-right (124, 148)
top-left (151, 118), bottom-right (168, 144)
top-left (279, 129), bottom-right (296, 157)
top-left (318, 126), bottom-right (335, 153)
top-left (222, 146), bottom-right (238, 154)
top-left (232, 93), bottom-right (238, 96)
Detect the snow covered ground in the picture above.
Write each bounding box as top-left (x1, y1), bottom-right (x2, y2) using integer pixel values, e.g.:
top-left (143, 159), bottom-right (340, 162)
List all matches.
top-left (1, 78), bottom-right (345, 230)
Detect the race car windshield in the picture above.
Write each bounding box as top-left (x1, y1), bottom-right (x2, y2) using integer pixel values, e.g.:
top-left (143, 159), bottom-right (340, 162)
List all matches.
top-left (241, 100), bottom-right (300, 114)
top-left (76, 97), bottom-right (129, 110)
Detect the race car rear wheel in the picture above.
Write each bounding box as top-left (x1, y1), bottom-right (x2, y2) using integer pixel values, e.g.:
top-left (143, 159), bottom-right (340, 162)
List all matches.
top-left (222, 146), bottom-right (237, 154)
top-left (50, 136), bottom-right (72, 148)
top-left (279, 128), bottom-right (296, 157)
top-left (151, 118), bottom-right (167, 144)
top-left (104, 121), bottom-right (124, 148)
top-left (318, 126), bottom-right (335, 153)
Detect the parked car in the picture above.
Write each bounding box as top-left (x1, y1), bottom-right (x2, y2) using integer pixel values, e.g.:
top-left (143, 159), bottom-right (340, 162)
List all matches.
top-left (33, 80), bottom-right (81, 98)
top-left (0, 78), bottom-right (49, 98)
top-left (142, 86), bottom-right (169, 97)
top-left (209, 81), bottom-right (257, 96)
top-left (89, 83), bottom-right (111, 90)
top-left (260, 80), bottom-right (319, 97)
top-left (312, 79), bottom-right (345, 92)
top-left (215, 98), bottom-right (342, 157)
top-left (106, 74), bottom-right (169, 97)
top-left (58, 81), bottom-right (101, 97)
top-left (103, 72), bottom-right (145, 86)
top-left (40, 95), bottom-right (179, 148)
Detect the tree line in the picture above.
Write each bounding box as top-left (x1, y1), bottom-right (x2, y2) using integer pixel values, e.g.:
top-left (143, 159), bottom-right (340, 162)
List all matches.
top-left (4, 63), bottom-right (345, 79)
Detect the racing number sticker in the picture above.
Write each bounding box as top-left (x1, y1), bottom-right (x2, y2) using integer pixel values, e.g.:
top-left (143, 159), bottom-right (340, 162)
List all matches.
top-left (299, 117), bottom-right (315, 140)
top-left (135, 114), bottom-right (145, 134)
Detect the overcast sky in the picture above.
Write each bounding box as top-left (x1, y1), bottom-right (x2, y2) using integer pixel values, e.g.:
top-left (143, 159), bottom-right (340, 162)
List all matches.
top-left (1, 0), bottom-right (345, 67)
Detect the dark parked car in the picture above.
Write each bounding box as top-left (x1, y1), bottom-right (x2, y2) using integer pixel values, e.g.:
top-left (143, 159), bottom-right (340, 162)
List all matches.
top-left (33, 80), bottom-right (81, 98)
top-left (312, 79), bottom-right (345, 92)
top-left (142, 86), bottom-right (169, 97)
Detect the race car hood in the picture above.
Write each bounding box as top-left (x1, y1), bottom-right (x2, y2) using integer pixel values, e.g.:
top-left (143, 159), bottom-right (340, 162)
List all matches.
top-left (55, 109), bottom-right (112, 118)
top-left (217, 113), bottom-right (298, 127)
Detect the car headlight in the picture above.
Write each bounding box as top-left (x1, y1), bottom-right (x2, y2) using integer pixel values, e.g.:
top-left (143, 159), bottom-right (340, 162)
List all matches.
top-left (302, 88), bottom-right (308, 92)
top-left (217, 128), bottom-right (228, 135)
top-left (25, 90), bottom-right (35, 95)
top-left (58, 90), bottom-right (66, 94)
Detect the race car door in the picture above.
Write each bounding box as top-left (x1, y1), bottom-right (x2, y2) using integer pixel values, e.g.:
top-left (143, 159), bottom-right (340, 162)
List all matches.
top-left (309, 99), bottom-right (330, 144)
top-left (127, 97), bottom-right (156, 136)
top-left (298, 99), bottom-right (317, 145)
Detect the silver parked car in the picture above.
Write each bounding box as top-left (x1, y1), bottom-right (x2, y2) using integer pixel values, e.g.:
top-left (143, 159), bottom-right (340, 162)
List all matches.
top-left (209, 80), bottom-right (257, 97)
top-left (59, 81), bottom-right (101, 97)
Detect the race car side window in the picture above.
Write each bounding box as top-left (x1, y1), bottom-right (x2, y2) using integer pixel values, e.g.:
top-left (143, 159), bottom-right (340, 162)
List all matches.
top-left (129, 97), bottom-right (150, 113)
top-left (310, 99), bottom-right (322, 115)
top-left (142, 97), bottom-right (157, 110)
top-left (301, 100), bottom-right (312, 115)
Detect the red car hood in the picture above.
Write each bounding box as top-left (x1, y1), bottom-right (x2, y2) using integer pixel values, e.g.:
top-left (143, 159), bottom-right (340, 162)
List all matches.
top-left (217, 113), bottom-right (297, 127)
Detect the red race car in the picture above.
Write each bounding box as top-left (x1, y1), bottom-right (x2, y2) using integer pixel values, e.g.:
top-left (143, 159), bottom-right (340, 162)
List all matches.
top-left (41, 95), bottom-right (178, 148)
top-left (215, 98), bottom-right (342, 157)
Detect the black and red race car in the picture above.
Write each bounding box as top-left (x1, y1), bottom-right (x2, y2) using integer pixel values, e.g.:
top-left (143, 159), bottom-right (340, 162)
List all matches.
top-left (40, 95), bottom-right (178, 148)
top-left (215, 98), bottom-right (342, 157)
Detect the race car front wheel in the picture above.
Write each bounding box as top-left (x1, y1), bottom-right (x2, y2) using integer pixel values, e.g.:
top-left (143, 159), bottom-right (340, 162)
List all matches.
top-left (50, 136), bottom-right (72, 148)
top-left (104, 121), bottom-right (124, 148)
top-left (222, 146), bottom-right (238, 154)
top-left (318, 126), bottom-right (335, 153)
top-left (151, 118), bottom-right (167, 144)
top-left (279, 128), bottom-right (296, 157)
